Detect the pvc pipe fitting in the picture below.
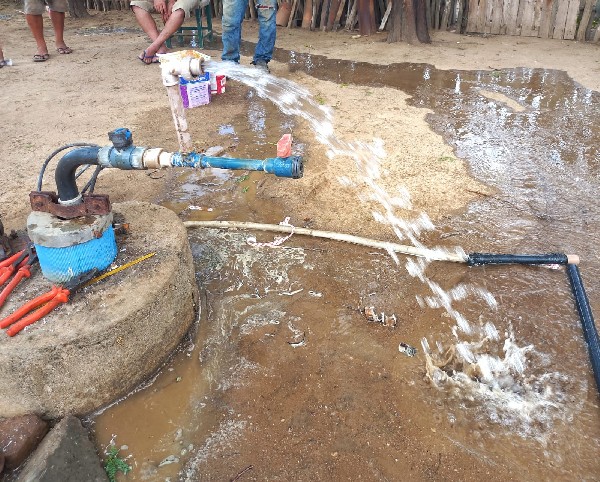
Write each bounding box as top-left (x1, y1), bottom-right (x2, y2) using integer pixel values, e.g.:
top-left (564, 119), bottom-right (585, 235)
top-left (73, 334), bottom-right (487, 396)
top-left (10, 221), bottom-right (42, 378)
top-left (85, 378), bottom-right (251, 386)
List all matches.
top-left (159, 52), bottom-right (210, 86)
top-left (143, 149), bottom-right (174, 169)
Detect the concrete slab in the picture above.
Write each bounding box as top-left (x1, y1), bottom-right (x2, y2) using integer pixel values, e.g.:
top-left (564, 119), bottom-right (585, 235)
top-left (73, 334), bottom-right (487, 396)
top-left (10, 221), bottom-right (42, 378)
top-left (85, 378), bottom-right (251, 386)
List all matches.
top-left (15, 415), bottom-right (108, 482)
top-left (0, 202), bottom-right (198, 418)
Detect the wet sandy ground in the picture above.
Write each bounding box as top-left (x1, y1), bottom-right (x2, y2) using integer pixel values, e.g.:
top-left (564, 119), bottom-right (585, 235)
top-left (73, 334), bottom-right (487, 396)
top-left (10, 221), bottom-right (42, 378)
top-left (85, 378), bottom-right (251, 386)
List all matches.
top-left (93, 66), bottom-right (600, 480)
top-left (1, 4), bottom-right (598, 479)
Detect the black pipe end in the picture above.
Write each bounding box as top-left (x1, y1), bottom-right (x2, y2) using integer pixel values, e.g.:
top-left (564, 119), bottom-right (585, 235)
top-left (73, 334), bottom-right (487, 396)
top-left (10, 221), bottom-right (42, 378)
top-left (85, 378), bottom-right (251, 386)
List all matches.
top-left (467, 252), bottom-right (569, 266)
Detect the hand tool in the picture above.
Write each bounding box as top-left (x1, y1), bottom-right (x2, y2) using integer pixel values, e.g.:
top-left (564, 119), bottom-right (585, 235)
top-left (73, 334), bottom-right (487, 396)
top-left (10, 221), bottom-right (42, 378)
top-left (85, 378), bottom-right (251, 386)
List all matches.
top-left (0, 247), bottom-right (37, 309)
top-left (0, 269), bottom-right (97, 337)
top-left (0, 248), bottom-right (30, 286)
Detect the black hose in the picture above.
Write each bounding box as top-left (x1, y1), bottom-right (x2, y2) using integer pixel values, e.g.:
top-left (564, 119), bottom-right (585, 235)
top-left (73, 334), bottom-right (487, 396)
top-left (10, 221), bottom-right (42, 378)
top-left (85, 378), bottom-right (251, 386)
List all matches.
top-left (36, 143), bottom-right (100, 191)
top-left (567, 264), bottom-right (600, 394)
top-left (81, 165), bottom-right (104, 195)
top-left (54, 147), bottom-right (101, 202)
top-left (75, 164), bottom-right (92, 179)
top-left (467, 253), bottom-right (569, 266)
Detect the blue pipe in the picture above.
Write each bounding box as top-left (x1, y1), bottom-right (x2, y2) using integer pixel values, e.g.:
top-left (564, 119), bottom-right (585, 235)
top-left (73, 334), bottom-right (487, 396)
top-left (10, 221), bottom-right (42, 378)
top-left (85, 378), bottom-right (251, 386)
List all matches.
top-left (171, 152), bottom-right (303, 179)
top-left (467, 252), bottom-right (600, 395)
top-left (567, 264), bottom-right (600, 394)
top-left (53, 128), bottom-right (304, 202)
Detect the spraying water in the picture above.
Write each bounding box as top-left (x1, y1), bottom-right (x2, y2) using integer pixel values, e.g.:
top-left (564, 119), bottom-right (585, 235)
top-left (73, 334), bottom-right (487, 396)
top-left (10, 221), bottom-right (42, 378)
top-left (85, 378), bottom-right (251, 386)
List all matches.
top-left (197, 60), bottom-right (583, 439)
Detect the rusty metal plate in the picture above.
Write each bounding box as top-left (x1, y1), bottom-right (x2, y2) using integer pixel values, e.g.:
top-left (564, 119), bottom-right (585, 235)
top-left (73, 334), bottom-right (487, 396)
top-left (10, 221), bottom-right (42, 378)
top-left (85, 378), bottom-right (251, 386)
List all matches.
top-left (30, 191), bottom-right (111, 219)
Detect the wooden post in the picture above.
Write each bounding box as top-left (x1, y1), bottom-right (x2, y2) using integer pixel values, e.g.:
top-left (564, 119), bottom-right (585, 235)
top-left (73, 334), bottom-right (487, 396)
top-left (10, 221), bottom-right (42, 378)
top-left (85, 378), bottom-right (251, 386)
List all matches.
top-left (440, 0), bottom-right (451, 30)
top-left (312, 0), bottom-right (322, 28)
top-left (552, 0), bottom-right (569, 38)
top-left (345, 0), bottom-right (358, 29)
top-left (303, 0), bottom-right (314, 27)
top-left (333, 0), bottom-right (347, 30)
top-left (424, 0), bottom-right (431, 30)
top-left (538, 0), bottom-right (553, 38)
top-left (576, 0), bottom-right (595, 41)
top-left (476, 0), bottom-right (487, 32)
top-left (287, 0), bottom-right (298, 27)
top-left (431, 0), bottom-right (438, 29)
top-left (376, 0), bottom-right (386, 22)
top-left (379, 0), bottom-right (392, 30)
top-left (327, 0), bottom-right (341, 29)
top-left (489, 0), bottom-right (503, 34)
top-left (320, 0), bottom-right (331, 29)
top-left (455, 0), bottom-right (464, 33)
top-left (563, 0), bottom-right (580, 40)
top-left (465, 0), bottom-right (476, 32)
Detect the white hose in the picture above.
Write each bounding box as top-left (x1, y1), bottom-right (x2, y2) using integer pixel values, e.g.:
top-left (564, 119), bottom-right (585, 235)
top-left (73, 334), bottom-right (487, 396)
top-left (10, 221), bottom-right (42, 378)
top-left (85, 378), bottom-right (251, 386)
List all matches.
top-left (183, 220), bottom-right (467, 263)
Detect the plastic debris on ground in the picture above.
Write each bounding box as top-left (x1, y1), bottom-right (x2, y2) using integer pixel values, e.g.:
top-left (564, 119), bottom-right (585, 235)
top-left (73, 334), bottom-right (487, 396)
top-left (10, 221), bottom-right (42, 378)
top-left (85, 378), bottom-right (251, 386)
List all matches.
top-left (399, 342), bottom-right (417, 357)
top-left (363, 306), bottom-right (397, 328)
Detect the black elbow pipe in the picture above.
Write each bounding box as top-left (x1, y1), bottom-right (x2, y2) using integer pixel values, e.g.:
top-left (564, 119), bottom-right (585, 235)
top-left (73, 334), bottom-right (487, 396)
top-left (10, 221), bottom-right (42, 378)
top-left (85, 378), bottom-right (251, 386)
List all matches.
top-left (467, 253), bottom-right (569, 266)
top-left (55, 147), bottom-right (100, 203)
top-left (567, 264), bottom-right (600, 394)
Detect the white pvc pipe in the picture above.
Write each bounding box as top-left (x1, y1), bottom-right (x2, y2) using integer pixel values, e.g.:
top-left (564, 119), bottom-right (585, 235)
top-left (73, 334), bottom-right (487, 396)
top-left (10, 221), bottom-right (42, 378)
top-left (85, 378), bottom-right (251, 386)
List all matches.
top-left (159, 53), bottom-right (208, 153)
top-left (183, 220), bottom-right (467, 263)
top-left (166, 84), bottom-right (192, 153)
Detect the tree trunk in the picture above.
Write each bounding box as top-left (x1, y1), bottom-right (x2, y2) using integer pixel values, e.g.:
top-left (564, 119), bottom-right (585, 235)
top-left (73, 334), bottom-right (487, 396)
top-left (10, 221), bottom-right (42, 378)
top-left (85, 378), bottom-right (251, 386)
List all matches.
top-left (401, 0), bottom-right (417, 41)
top-left (68, 0), bottom-right (90, 17)
top-left (387, 0), bottom-right (430, 43)
top-left (415, 0), bottom-right (430, 42)
top-left (358, 0), bottom-right (376, 35)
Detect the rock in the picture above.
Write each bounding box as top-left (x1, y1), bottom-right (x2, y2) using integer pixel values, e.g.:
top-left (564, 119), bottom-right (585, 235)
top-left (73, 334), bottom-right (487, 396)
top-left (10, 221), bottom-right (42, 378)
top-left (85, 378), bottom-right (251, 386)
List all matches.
top-left (158, 455), bottom-right (179, 467)
top-left (15, 415), bottom-right (108, 482)
top-left (0, 415), bottom-right (49, 470)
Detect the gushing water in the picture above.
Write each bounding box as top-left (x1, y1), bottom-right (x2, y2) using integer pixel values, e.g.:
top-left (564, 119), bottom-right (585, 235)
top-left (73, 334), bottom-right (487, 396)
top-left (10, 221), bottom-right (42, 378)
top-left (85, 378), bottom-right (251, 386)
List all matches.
top-left (201, 60), bottom-right (581, 439)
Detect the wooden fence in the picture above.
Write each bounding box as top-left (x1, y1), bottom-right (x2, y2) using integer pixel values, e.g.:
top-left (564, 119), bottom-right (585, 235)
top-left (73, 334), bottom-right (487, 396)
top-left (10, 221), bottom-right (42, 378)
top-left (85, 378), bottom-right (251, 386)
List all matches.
top-left (85, 0), bottom-right (600, 41)
top-left (461, 0), bottom-right (600, 40)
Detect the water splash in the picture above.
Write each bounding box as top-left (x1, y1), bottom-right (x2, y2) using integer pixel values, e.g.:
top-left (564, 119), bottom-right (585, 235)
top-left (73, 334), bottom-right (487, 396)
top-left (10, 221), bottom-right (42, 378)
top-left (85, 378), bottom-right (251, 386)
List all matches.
top-left (203, 60), bottom-right (576, 438)
top-left (421, 328), bottom-right (583, 441)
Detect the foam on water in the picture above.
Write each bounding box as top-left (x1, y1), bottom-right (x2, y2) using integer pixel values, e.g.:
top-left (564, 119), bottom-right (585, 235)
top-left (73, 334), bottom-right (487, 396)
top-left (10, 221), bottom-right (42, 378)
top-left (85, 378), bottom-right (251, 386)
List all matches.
top-left (200, 60), bottom-right (579, 440)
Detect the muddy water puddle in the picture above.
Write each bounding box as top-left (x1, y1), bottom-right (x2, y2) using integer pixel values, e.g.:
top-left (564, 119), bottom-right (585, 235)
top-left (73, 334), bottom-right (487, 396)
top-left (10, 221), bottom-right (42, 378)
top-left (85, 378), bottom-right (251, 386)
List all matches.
top-left (93, 56), bottom-right (600, 479)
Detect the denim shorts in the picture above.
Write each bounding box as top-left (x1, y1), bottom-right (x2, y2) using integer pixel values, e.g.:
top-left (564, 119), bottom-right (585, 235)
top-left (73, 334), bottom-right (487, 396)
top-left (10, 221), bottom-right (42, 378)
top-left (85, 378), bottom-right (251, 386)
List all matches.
top-left (24, 0), bottom-right (68, 15)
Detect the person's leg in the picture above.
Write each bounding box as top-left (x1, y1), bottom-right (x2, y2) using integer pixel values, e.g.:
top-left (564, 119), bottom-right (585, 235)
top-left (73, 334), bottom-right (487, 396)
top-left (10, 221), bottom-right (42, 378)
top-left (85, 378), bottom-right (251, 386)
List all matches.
top-left (130, 0), bottom-right (167, 63)
top-left (135, 0), bottom-right (196, 62)
top-left (47, 0), bottom-right (71, 53)
top-left (24, 0), bottom-right (49, 58)
top-left (143, 8), bottom-right (184, 58)
top-left (48, 10), bottom-right (70, 51)
top-left (253, 0), bottom-right (276, 64)
top-left (221, 0), bottom-right (248, 63)
top-left (25, 15), bottom-right (49, 57)
top-left (132, 6), bottom-right (161, 42)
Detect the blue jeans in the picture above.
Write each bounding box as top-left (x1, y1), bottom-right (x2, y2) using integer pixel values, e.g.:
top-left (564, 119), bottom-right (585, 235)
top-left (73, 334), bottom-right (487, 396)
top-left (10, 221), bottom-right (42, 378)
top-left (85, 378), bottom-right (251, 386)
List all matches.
top-left (221, 0), bottom-right (277, 64)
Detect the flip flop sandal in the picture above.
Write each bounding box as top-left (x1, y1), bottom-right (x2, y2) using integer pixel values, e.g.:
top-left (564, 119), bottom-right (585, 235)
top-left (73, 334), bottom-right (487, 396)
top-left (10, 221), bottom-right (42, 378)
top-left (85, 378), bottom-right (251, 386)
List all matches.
top-left (138, 50), bottom-right (160, 64)
top-left (56, 47), bottom-right (73, 54)
top-left (33, 53), bottom-right (49, 62)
